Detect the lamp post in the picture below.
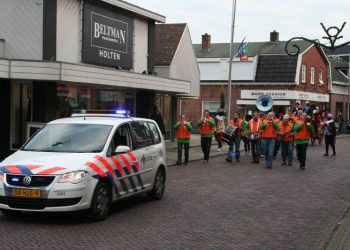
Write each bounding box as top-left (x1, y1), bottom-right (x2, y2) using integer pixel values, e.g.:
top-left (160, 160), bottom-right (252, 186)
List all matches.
top-left (226, 0), bottom-right (237, 123)
top-left (348, 54), bottom-right (350, 122)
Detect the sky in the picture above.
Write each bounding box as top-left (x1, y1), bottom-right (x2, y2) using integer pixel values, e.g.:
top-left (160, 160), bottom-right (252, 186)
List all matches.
top-left (125, 0), bottom-right (350, 46)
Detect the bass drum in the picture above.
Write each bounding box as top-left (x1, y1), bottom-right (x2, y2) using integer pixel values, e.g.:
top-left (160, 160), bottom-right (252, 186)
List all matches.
top-left (222, 125), bottom-right (238, 144)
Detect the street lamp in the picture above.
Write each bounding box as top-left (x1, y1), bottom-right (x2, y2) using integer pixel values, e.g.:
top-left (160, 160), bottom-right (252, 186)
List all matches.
top-left (227, 0), bottom-right (237, 123)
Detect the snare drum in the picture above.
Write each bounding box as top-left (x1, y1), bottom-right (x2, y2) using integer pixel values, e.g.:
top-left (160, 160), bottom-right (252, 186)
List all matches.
top-left (250, 132), bottom-right (260, 140)
top-left (222, 125), bottom-right (237, 144)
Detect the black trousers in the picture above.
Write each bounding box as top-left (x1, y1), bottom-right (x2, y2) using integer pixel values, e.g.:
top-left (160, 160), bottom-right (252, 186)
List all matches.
top-left (242, 136), bottom-right (250, 152)
top-left (296, 143), bottom-right (308, 167)
top-left (325, 134), bottom-right (336, 154)
top-left (201, 137), bottom-right (212, 161)
top-left (250, 139), bottom-right (261, 162)
top-left (177, 142), bottom-right (189, 163)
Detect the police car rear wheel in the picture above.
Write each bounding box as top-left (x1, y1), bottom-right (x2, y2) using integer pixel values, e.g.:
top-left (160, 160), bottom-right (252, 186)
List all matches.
top-left (148, 168), bottom-right (165, 200)
top-left (88, 182), bottom-right (111, 221)
top-left (1, 209), bottom-right (22, 216)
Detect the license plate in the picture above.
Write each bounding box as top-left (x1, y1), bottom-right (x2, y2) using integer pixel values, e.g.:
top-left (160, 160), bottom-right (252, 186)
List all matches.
top-left (13, 189), bottom-right (41, 198)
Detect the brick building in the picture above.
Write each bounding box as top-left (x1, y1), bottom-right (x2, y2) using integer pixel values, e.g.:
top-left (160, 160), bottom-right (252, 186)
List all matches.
top-left (181, 32), bottom-right (331, 124)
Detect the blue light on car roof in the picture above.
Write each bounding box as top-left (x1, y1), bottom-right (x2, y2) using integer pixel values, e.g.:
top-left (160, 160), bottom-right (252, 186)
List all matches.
top-left (116, 110), bottom-right (127, 114)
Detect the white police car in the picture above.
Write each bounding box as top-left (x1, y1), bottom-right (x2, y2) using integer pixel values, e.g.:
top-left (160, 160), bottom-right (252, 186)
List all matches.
top-left (0, 111), bottom-right (166, 221)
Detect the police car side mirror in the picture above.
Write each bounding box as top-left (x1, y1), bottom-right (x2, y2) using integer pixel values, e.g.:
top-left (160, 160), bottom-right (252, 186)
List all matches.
top-left (115, 145), bottom-right (131, 154)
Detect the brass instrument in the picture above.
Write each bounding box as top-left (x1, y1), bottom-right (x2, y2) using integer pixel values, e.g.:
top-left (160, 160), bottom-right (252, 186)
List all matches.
top-left (256, 95), bottom-right (273, 112)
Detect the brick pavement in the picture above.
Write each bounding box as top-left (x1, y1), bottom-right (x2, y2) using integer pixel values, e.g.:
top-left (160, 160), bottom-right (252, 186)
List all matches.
top-left (0, 136), bottom-right (350, 249)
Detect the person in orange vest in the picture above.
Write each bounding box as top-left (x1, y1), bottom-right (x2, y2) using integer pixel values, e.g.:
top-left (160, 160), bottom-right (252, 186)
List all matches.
top-left (293, 113), bottom-right (314, 170)
top-left (226, 112), bottom-right (243, 163)
top-left (244, 111), bottom-right (262, 164)
top-left (278, 115), bottom-right (295, 166)
top-left (260, 111), bottom-right (279, 168)
top-left (197, 110), bottom-right (215, 163)
top-left (174, 114), bottom-right (192, 165)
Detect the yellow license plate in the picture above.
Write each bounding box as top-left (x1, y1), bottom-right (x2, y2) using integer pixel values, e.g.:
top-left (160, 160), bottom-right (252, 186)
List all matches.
top-left (13, 189), bottom-right (41, 198)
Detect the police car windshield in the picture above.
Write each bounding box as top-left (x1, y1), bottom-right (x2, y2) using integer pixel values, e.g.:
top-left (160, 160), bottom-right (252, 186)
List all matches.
top-left (22, 124), bottom-right (113, 153)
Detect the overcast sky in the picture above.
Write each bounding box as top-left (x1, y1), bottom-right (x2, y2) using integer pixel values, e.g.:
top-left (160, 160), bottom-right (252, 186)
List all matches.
top-left (126, 0), bottom-right (350, 46)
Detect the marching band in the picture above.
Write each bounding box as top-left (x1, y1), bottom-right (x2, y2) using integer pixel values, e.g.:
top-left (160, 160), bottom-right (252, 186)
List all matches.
top-left (174, 104), bottom-right (337, 170)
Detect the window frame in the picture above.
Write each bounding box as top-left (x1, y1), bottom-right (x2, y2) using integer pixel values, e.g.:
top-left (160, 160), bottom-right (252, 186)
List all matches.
top-left (130, 121), bottom-right (154, 150)
top-left (301, 64), bottom-right (306, 83)
top-left (146, 121), bottom-right (161, 144)
top-left (310, 67), bottom-right (315, 85)
top-left (319, 69), bottom-right (324, 85)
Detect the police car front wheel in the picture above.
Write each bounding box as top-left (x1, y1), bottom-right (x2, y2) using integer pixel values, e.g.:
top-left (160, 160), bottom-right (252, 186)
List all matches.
top-left (88, 182), bottom-right (111, 221)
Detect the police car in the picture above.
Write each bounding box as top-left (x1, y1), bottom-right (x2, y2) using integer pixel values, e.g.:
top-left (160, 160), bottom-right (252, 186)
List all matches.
top-left (0, 111), bottom-right (166, 221)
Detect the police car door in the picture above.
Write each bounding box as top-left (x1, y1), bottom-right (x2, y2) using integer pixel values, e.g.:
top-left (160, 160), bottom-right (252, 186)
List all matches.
top-left (129, 121), bottom-right (155, 190)
top-left (107, 123), bottom-right (140, 196)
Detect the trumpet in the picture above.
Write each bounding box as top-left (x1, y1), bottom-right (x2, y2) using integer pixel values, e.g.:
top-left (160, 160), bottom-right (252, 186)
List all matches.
top-left (201, 117), bottom-right (208, 123)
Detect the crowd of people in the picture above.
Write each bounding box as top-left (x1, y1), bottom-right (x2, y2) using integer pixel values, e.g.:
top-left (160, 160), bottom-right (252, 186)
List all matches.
top-left (172, 103), bottom-right (339, 170)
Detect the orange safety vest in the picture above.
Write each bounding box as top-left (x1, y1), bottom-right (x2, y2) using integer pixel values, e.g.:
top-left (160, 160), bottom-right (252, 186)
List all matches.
top-left (261, 118), bottom-right (278, 138)
top-left (230, 118), bottom-right (243, 136)
top-left (278, 121), bottom-right (294, 142)
top-left (248, 119), bottom-right (261, 133)
top-left (176, 123), bottom-right (191, 139)
top-left (200, 117), bottom-right (214, 135)
top-left (295, 121), bottom-right (311, 140)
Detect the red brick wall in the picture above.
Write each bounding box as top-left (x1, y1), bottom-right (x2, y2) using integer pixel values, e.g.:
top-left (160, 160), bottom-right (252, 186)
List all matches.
top-left (297, 45), bottom-right (329, 94)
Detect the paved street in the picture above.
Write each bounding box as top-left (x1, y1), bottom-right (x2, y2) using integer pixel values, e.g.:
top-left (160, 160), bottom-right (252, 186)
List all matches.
top-left (1, 137), bottom-right (350, 250)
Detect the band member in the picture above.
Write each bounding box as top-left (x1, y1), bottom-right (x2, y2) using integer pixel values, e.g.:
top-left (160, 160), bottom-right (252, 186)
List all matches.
top-left (174, 114), bottom-right (192, 165)
top-left (197, 110), bottom-right (215, 163)
top-left (214, 108), bottom-right (226, 152)
top-left (245, 111), bottom-right (261, 164)
top-left (226, 112), bottom-right (243, 163)
top-left (293, 110), bottom-right (303, 123)
top-left (293, 113), bottom-right (314, 170)
top-left (260, 112), bottom-right (279, 168)
top-left (321, 113), bottom-right (336, 156)
top-left (278, 115), bottom-right (294, 166)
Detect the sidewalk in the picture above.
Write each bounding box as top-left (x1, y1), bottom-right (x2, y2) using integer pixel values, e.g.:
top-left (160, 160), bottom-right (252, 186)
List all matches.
top-left (165, 134), bottom-right (233, 166)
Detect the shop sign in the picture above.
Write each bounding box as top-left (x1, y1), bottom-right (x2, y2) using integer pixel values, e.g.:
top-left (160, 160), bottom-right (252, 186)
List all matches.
top-left (82, 2), bottom-right (133, 69)
top-left (241, 90), bottom-right (291, 100)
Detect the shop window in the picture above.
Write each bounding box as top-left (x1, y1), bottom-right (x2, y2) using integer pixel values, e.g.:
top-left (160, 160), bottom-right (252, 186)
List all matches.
top-left (202, 101), bottom-right (227, 115)
top-left (11, 82), bottom-right (32, 149)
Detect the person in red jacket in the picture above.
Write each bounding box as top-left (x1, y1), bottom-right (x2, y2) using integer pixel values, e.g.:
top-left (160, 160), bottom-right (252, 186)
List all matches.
top-left (197, 110), bottom-right (215, 163)
top-left (278, 115), bottom-right (294, 166)
top-left (260, 112), bottom-right (279, 168)
top-left (174, 114), bottom-right (192, 165)
top-left (293, 113), bottom-right (314, 170)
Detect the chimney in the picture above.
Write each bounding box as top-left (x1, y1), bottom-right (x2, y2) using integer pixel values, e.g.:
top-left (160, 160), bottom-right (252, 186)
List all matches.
top-left (270, 30), bottom-right (279, 43)
top-left (202, 33), bottom-right (211, 51)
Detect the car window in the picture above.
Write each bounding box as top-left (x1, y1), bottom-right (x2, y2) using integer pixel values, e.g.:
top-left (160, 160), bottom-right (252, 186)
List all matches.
top-left (147, 121), bottom-right (161, 144)
top-left (107, 124), bottom-right (133, 156)
top-left (22, 124), bottom-right (112, 153)
top-left (130, 121), bottom-right (153, 149)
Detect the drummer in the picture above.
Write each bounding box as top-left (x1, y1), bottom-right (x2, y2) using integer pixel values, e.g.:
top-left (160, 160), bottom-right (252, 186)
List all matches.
top-left (226, 112), bottom-right (244, 163)
top-left (245, 111), bottom-right (262, 164)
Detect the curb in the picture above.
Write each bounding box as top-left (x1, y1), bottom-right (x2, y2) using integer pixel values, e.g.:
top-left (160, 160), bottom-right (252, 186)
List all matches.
top-left (325, 204), bottom-right (350, 250)
top-left (167, 151), bottom-right (228, 167)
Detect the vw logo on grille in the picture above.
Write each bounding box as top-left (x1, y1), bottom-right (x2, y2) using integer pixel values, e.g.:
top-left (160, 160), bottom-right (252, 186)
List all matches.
top-left (23, 176), bottom-right (32, 185)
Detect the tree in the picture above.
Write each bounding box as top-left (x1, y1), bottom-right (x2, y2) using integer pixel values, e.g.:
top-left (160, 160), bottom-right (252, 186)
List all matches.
top-left (220, 86), bottom-right (225, 109)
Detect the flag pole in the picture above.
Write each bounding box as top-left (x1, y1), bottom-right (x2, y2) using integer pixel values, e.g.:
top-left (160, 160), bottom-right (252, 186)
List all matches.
top-left (227, 0), bottom-right (237, 123)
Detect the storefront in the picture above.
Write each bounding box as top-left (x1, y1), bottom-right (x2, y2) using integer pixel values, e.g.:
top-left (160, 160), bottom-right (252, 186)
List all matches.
top-left (0, 0), bottom-right (192, 160)
top-left (239, 90), bottom-right (329, 114)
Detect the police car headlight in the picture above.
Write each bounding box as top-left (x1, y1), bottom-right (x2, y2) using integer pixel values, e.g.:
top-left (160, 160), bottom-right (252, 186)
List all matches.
top-left (58, 171), bottom-right (88, 184)
top-left (0, 170), bottom-right (4, 181)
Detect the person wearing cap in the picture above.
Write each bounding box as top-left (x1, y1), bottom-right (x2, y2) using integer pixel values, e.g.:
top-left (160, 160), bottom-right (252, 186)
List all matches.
top-left (278, 115), bottom-right (294, 166)
top-left (293, 113), bottom-right (314, 170)
top-left (321, 113), bottom-right (336, 156)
